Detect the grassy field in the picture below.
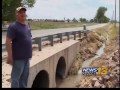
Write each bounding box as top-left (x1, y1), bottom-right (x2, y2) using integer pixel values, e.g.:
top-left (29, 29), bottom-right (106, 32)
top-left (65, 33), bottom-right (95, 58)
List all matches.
top-left (95, 23), bottom-right (119, 41)
top-left (109, 24), bottom-right (119, 40)
top-left (29, 21), bottom-right (97, 30)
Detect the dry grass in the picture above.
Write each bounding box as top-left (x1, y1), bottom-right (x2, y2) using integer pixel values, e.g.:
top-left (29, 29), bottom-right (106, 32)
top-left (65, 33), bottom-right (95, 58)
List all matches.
top-left (29, 21), bottom-right (97, 30)
top-left (76, 24), bottom-right (119, 88)
top-left (93, 24), bottom-right (110, 39)
top-left (108, 24), bottom-right (119, 41)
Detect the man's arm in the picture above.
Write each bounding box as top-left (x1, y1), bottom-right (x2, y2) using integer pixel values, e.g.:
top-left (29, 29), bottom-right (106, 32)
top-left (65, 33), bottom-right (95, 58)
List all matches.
top-left (6, 24), bottom-right (16, 65)
top-left (6, 37), bottom-right (13, 65)
top-left (28, 22), bottom-right (32, 37)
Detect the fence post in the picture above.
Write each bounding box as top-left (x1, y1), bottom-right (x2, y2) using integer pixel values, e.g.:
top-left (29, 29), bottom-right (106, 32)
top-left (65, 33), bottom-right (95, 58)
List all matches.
top-left (83, 24), bottom-right (86, 30)
top-left (49, 35), bottom-right (54, 46)
top-left (83, 31), bottom-right (87, 37)
top-left (38, 37), bottom-right (42, 51)
top-left (66, 32), bottom-right (70, 40)
top-left (59, 33), bottom-right (62, 43)
top-left (78, 31), bottom-right (81, 38)
top-left (73, 32), bottom-right (76, 40)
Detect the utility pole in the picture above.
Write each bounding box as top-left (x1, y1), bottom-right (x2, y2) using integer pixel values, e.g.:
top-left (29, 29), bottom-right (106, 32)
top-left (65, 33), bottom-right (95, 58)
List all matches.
top-left (115, 0), bottom-right (116, 28)
top-left (111, 11), bottom-right (114, 24)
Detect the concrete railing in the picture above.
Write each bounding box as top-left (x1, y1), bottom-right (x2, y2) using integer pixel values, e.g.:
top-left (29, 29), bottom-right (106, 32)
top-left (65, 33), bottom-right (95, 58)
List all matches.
top-left (2, 27), bottom-right (8, 32)
top-left (32, 25), bottom-right (90, 51)
top-left (2, 25), bottom-right (90, 52)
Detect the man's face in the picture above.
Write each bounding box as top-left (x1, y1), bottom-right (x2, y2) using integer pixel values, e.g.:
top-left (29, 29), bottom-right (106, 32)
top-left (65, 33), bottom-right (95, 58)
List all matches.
top-left (16, 10), bottom-right (27, 21)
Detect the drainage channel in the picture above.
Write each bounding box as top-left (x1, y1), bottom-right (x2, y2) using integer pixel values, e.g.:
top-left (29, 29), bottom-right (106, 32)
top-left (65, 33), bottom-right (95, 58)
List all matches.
top-left (57, 43), bottom-right (105, 88)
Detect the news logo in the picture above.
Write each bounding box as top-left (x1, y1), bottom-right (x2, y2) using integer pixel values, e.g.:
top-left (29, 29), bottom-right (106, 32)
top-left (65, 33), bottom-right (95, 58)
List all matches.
top-left (82, 67), bottom-right (109, 76)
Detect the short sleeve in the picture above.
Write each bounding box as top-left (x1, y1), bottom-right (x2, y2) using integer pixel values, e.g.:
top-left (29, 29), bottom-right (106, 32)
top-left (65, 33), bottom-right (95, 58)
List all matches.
top-left (7, 24), bottom-right (16, 40)
top-left (30, 30), bottom-right (32, 37)
top-left (28, 23), bottom-right (32, 37)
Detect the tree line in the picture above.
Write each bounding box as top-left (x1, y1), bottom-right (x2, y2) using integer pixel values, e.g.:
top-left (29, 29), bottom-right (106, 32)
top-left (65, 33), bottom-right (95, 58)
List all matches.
top-left (2, 0), bottom-right (110, 23)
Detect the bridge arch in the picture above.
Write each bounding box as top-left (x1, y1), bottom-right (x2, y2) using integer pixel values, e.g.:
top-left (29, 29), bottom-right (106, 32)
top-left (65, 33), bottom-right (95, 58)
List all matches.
top-left (55, 56), bottom-right (66, 87)
top-left (32, 70), bottom-right (49, 88)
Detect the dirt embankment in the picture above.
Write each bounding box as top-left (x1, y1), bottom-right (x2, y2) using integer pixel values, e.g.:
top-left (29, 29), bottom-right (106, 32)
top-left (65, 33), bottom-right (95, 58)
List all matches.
top-left (75, 24), bottom-right (119, 88)
top-left (76, 49), bottom-right (119, 88)
top-left (68, 26), bottom-right (106, 75)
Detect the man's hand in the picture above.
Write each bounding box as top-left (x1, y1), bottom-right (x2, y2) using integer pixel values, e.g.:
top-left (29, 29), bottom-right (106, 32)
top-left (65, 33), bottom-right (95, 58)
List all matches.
top-left (7, 56), bottom-right (13, 65)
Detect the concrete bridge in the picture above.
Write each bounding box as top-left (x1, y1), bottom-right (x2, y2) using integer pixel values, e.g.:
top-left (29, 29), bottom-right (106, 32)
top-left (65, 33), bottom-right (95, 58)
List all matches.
top-left (29, 40), bottom-right (80, 88)
top-left (2, 24), bottom-right (108, 88)
top-left (27, 27), bottom-right (88, 88)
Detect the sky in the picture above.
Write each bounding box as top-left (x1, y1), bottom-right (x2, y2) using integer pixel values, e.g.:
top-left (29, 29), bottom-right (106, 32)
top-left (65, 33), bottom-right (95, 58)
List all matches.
top-left (26, 0), bottom-right (119, 21)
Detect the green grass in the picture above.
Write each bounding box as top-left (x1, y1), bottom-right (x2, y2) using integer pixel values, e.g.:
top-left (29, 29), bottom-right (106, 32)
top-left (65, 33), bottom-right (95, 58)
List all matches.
top-left (30, 22), bottom-right (97, 30)
top-left (31, 24), bottom-right (59, 29)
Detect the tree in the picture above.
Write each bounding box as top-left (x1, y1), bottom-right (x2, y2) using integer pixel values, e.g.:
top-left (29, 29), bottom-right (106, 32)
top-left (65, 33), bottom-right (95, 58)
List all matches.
top-left (94, 7), bottom-right (110, 23)
top-left (72, 18), bottom-right (78, 22)
top-left (27, 18), bottom-right (33, 21)
top-left (79, 18), bottom-right (87, 22)
top-left (66, 18), bottom-right (70, 22)
top-left (79, 18), bottom-right (82, 22)
top-left (90, 19), bottom-right (94, 23)
top-left (2, 0), bottom-right (36, 21)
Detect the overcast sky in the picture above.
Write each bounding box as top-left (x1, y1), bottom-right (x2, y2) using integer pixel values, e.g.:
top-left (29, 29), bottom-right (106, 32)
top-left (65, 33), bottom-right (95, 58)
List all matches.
top-left (26, 0), bottom-right (119, 21)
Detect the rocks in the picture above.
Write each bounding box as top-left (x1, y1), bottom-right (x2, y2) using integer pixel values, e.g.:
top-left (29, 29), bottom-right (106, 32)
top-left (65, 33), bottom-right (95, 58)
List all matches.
top-left (94, 81), bottom-right (101, 88)
top-left (106, 81), bottom-right (114, 88)
top-left (87, 47), bottom-right (96, 54)
top-left (109, 74), bottom-right (114, 78)
top-left (79, 31), bottom-right (104, 61)
top-left (101, 84), bottom-right (106, 88)
top-left (70, 27), bottom-right (119, 88)
top-left (98, 77), bottom-right (104, 84)
top-left (116, 69), bottom-right (119, 74)
top-left (77, 49), bottom-right (119, 88)
top-left (92, 77), bottom-right (98, 81)
top-left (98, 77), bottom-right (102, 81)
top-left (75, 25), bottom-right (119, 88)
top-left (114, 50), bottom-right (119, 55)
top-left (85, 48), bottom-right (91, 54)
top-left (100, 36), bottom-right (106, 43)
top-left (103, 75), bottom-right (110, 80)
top-left (97, 42), bottom-right (103, 48)
top-left (112, 55), bottom-right (118, 62)
top-left (109, 62), bottom-right (116, 68)
top-left (89, 43), bottom-right (98, 51)
top-left (91, 32), bottom-right (100, 40)
top-left (91, 78), bottom-right (98, 86)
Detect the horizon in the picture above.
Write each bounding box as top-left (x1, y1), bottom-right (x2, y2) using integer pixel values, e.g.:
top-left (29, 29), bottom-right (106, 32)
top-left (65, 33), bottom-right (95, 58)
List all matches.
top-left (26, 0), bottom-right (119, 21)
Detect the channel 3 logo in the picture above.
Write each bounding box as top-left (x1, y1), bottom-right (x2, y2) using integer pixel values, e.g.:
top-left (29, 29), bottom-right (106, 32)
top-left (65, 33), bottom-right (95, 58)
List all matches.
top-left (82, 67), bottom-right (109, 75)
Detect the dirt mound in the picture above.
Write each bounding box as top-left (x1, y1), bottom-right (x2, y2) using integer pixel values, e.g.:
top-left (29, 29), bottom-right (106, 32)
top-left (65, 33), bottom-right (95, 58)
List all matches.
top-left (80, 32), bottom-right (105, 61)
top-left (68, 31), bottom-right (105, 75)
top-left (76, 49), bottom-right (119, 88)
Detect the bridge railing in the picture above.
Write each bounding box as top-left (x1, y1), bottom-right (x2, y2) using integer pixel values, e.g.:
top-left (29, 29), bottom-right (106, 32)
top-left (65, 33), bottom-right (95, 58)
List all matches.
top-left (2, 25), bottom-right (90, 52)
top-left (2, 27), bottom-right (8, 32)
top-left (32, 25), bottom-right (90, 51)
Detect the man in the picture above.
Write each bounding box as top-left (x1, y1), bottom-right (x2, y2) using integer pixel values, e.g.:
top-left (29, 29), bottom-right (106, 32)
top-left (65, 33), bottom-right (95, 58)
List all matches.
top-left (6, 7), bottom-right (32, 88)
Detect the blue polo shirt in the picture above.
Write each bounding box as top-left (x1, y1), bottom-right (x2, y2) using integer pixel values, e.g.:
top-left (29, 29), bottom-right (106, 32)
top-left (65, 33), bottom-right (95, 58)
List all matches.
top-left (7, 21), bottom-right (32, 60)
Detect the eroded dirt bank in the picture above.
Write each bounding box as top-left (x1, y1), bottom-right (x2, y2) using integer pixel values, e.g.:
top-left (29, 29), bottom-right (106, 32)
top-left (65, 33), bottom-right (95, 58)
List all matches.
top-left (58, 24), bottom-right (119, 88)
top-left (75, 24), bottom-right (119, 88)
top-left (68, 26), bottom-right (106, 75)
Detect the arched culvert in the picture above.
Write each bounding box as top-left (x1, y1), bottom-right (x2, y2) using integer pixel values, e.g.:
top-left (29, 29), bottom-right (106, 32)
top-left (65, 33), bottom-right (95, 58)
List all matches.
top-left (55, 56), bottom-right (66, 87)
top-left (32, 70), bottom-right (49, 88)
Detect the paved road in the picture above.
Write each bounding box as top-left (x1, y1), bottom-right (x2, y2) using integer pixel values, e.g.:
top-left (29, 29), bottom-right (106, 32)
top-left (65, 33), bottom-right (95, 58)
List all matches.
top-left (2, 23), bottom-right (108, 44)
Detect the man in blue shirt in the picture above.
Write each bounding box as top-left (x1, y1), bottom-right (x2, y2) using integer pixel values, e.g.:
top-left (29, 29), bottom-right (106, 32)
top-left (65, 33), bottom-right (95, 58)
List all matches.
top-left (6, 7), bottom-right (32, 88)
